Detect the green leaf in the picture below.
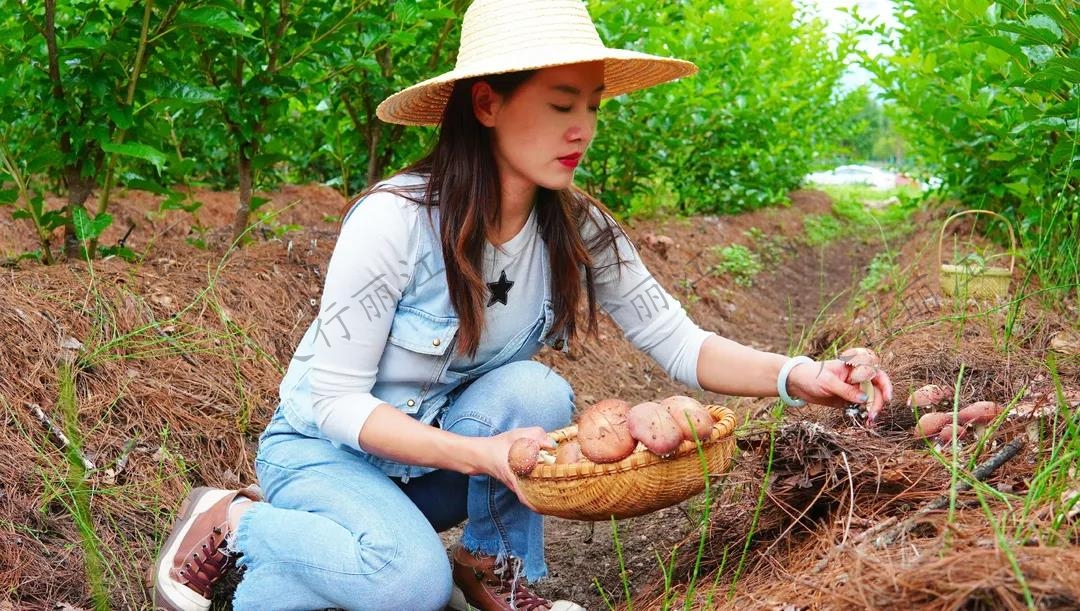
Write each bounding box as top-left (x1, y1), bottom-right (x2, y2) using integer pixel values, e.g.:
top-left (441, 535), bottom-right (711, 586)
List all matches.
top-left (98, 244), bottom-right (140, 262)
top-left (104, 100), bottom-right (134, 130)
top-left (156, 82), bottom-right (222, 104)
top-left (1025, 14), bottom-right (1063, 42)
top-left (176, 7), bottom-right (250, 37)
top-left (101, 141), bottom-right (169, 172)
top-left (393, 3), bottom-right (420, 23)
top-left (161, 191), bottom-right (202, 213)
top-left (0, 188), bottom-right (17, 205)
top-left (72, 207), bottom-right (113, 241)
top-left (252, 152), bottom-right (286, 171)
top-left (1050, 139), bottom-right (1075, 167)
top-left (60, 35), bottom-right (106, 50)
top-left (1022, 44), bottom-right (1055, 66)
top-left (40, 210), bottom-right (66, 231)
top-left (105, 0), bottom-right (134, 12)
top-left (995, 21), bottom-right (1062, 47)
top-left (250, 196), bottom-right (270, 212)
top-left (967, 34), bottom-right (1027, 65)
top-left (123, 176), bottom-right (169, 194)
top-left (422, 7), bottom-right (457, 20)
top-left (1034, 2), bottom-right (1080, 40)
top-left (1004, 181), bottom-right (1030, 196)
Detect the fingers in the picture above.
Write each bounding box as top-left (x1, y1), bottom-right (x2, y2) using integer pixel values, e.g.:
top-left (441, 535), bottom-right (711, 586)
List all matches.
top-left (865, 369), bottom-right (893, 424)
top-left (874, 369), bottom-right (894, 403)
top-left (825, 374), bottom-right (868, 406)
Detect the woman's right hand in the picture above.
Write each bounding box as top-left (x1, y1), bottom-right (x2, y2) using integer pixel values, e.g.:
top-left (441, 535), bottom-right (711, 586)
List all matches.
top-left (481, 427), bottom-right (555, 512)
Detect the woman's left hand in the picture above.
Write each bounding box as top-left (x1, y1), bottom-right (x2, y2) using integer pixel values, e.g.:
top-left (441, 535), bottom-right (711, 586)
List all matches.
top-left (785, 358), bottom-right (894, 423)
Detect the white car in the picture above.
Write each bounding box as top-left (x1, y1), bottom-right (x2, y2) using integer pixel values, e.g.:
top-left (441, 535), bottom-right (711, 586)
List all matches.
top-left (804, 164), bottom-right (899, 189)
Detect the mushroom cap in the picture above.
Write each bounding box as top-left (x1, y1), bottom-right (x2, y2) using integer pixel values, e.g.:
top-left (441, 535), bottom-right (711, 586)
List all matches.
top-left (937, 423), bottom-right (965, 443)
top-left (627, 401), bottom-right (683, 456)
top-left (577, 398), bottom-right (635, 463)
top-left (907, 384), bottom-right (950, 408)
top-left (848, 364), bottom-right (879, 384)
top-left (554, 440), bottom-right (583, 464)
top-left (659, 395), bottom-right (714, 440)
top-left (958, 401), bottom-right (1003, 426)
top-left (839, 347), bottom-right (880, 368)
top-left (915, 411), bottom-right (952, 438)
top-left (507, 437), bottom-right (540, 476)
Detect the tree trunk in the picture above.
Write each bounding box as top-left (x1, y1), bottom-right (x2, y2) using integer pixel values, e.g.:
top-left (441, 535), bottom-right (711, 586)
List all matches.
top-left (63, 167), bottom-right (94, 259)
top-left (366, 126), bottom-right (382, 186)
top-left (231, 142), bottom-right (255, 245)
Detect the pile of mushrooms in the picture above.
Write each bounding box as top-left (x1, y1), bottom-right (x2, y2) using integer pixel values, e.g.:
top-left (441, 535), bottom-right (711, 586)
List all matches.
top-left (507, 395), bottom-right (716, 476)
top-left (908, 383), bottom-right (1004, 444)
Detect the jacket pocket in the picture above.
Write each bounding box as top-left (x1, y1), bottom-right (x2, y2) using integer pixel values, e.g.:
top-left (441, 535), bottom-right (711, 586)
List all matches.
top-left (387, 305), bottom-right (458, 355)
top-left (381, 305), bottom-right (459, 414)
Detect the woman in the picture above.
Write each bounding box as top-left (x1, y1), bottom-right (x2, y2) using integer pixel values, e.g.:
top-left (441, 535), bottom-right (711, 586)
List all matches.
top-left (148, 1), bottom-right (893, 610)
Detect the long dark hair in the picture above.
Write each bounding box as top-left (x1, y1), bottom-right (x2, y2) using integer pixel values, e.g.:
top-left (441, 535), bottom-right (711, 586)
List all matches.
top-left (347, 71), bottom-right (627, 358)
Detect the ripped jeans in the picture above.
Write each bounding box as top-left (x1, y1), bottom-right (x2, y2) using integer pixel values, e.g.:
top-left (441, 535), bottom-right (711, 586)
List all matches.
top-left (230, 360), bottom-right (575, 611)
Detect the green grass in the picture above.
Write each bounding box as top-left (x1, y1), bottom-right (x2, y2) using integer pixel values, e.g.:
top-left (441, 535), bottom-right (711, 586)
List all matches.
top-left (858, 251), bottom-right (900, 293)
top-left (811, 183), bottom-right (922, 204)
top-left (918, 359), bottom-right (1079, 608)
top-left (711, 244), bottom-right (763, 287)
top-left (743, 227), bottom-right (787, 266)
top-left (802, 213), bottom-right (845, 246)
top-left (50, 361), bottom-right (109, 611)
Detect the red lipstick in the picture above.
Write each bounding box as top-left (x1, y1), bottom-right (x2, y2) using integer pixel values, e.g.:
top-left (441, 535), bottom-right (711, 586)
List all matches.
top-left (557, 153), bottom-right (581, 168)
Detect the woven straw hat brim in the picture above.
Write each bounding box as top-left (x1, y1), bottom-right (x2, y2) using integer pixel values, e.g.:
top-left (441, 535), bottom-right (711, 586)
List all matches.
top-left (376, 47), bottom-right (697, 126)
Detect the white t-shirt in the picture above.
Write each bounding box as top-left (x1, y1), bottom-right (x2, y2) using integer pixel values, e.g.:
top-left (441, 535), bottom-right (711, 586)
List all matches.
top-left (306, 175), bottom-right (715, 446)
top-left (449, 206), bottom-right (544, 370)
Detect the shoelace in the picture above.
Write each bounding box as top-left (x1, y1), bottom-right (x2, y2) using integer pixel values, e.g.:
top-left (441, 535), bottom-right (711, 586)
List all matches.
top-left (488, 557), bottom-right (551, 611)
top-left (177, 525), bottom-right (231, 598)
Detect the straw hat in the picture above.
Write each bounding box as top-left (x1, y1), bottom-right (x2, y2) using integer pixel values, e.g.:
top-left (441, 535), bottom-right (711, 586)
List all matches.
top-left (376, 0), bottom-right (698, 126)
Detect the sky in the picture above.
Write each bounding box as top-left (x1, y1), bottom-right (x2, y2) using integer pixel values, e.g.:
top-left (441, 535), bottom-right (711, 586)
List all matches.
top-left (799, 0), bottom-right (900, 91)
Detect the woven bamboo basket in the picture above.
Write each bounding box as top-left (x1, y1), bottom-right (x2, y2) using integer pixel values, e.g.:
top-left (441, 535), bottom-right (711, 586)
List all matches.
top-left (937, 209), bottom-right (1016, 301)
top-left (518, 405), bottom-right (737, 521)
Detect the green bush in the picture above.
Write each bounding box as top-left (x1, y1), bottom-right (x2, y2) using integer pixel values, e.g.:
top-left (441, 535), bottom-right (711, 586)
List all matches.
top-left (582, 0), bottom-right (855, 215)
top-left (1, 0), bottom-right (862, 261)
top-left (858, 0), bottom-right (1079, 300)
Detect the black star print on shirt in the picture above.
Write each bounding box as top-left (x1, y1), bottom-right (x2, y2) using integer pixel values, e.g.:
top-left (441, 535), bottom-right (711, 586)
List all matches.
top-left (487, 270), bottom-right (514, 307)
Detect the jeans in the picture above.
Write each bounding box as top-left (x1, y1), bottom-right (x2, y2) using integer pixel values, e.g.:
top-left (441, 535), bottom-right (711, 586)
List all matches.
top-left (231, 360), bottom-right (575, 611)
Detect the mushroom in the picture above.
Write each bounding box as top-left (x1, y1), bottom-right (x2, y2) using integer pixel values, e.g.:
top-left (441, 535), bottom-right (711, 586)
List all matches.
top-left (659, 395), bottom-right (714, 442)
top-left (915, 412), bottom-right (952, 439)
top-left (957, 400), bottom-right (1003, 438)
top-left (937, 422), bottom-right (965, 444)
top-left (627, 401), bottom-right (683, 456)
top-left (554, 440), bottom-right (583, 464)
top-left (840, 347), bottom-right (880, 408)
top-left (508, 438), bottom-right (540, 476)
top-left (907, 384), bottom-right (950, 408)
top-left (577, 398), bottom-right (636, 463)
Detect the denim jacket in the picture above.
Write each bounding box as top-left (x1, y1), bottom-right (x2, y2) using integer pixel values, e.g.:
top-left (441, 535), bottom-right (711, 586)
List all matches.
top-left (278, 193), bottom-right (569, 481)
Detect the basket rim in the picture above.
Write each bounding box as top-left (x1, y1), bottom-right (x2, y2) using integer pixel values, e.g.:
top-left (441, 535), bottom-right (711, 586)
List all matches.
top-left (524, 405), bottom-right (736, 482)
top-left (939, 263), bottom-right (1012, 277)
